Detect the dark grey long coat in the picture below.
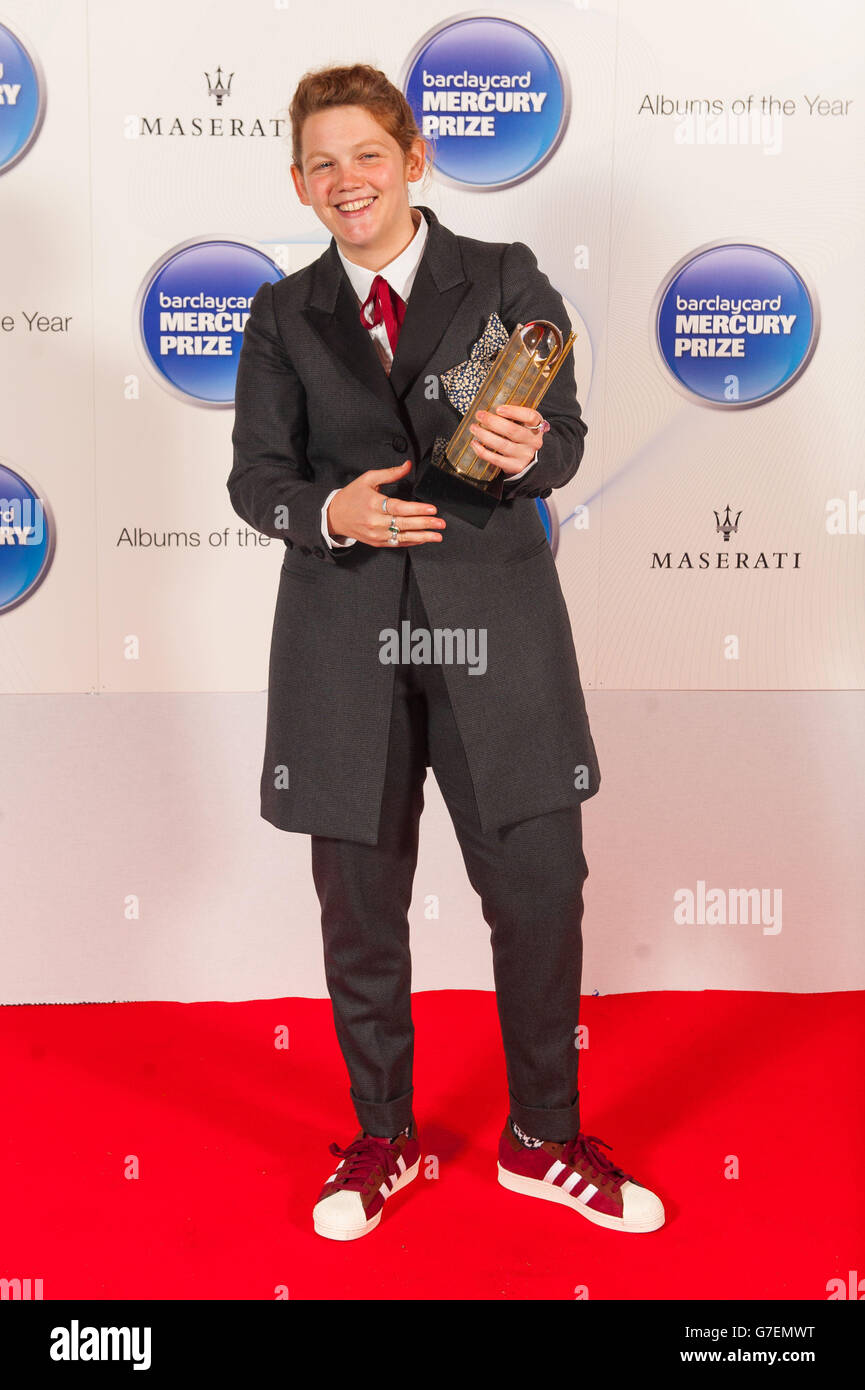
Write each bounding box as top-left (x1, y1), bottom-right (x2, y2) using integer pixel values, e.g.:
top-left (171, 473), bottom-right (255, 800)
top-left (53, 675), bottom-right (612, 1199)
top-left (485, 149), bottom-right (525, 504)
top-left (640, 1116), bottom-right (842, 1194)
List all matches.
top-left (227, 204), bottom-right (600, 845)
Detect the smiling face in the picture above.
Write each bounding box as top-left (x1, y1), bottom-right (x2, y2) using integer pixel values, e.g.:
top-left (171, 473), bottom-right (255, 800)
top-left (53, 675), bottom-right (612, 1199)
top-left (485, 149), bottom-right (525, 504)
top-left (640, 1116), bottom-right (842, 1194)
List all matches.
top-left (290, 104), bottom-right (426, 267)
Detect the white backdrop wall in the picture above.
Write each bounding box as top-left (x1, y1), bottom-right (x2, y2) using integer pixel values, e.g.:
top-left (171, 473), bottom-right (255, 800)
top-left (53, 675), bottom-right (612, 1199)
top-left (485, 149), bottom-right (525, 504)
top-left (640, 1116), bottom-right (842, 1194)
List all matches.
top-left (1, 0), bottom-right (862, 1002)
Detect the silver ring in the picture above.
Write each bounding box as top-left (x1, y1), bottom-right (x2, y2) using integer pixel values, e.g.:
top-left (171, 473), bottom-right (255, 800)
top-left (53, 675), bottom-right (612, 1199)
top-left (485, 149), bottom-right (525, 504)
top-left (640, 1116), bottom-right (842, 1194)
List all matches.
top-left (382, 497), bottom-right (390, 514)
top-left (531, 416), bottom-right (550, 434)
top-left (387, 519), bottom-right (400, 545)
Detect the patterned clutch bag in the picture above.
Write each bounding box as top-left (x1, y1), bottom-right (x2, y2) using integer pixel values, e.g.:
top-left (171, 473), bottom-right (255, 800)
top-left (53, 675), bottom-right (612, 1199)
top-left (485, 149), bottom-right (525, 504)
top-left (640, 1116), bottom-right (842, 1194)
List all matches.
top-left (438, 312), bottom-right (511, 414)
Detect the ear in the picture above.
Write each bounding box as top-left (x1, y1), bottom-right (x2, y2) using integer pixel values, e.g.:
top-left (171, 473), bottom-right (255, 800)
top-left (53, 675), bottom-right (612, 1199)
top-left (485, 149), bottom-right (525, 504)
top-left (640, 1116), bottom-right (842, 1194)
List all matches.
top-left (405, 136), bottom-right (427, 185)
top-left (290, 163), bottom-right (310, 205)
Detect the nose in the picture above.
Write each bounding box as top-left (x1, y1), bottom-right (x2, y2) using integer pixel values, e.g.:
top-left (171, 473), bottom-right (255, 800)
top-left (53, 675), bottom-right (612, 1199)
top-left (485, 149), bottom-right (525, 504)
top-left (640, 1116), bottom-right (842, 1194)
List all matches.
top-left (334, 161), bottom-right (364, 190)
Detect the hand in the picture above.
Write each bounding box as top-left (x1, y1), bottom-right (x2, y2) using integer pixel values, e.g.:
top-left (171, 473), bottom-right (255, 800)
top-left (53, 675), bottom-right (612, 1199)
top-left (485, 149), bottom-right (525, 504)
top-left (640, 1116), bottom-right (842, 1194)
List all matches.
top-left (326, 460), bottom-right (446, 547)
top-left (467, 403), bottom-right (547, 476)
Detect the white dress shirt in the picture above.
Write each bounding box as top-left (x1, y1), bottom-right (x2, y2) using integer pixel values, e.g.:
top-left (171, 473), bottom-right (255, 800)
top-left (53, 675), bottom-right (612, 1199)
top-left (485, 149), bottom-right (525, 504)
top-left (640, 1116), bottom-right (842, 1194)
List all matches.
top-left (321, 207), bottom-right (538, 548)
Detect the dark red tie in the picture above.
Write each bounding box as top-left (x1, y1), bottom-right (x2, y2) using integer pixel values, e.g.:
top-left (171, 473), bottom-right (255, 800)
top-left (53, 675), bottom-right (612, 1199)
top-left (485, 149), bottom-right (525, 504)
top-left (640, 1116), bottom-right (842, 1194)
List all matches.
top-left (359, 274), bottom-right (406, 354)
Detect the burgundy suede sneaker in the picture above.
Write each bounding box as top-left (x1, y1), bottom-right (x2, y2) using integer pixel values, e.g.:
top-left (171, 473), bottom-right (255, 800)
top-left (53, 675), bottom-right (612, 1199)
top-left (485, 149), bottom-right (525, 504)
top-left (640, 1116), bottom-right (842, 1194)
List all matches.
top-left (497, 1119), bottom-right (665, 1233)
top-left (312, 1119), bottom-right (421, 1241)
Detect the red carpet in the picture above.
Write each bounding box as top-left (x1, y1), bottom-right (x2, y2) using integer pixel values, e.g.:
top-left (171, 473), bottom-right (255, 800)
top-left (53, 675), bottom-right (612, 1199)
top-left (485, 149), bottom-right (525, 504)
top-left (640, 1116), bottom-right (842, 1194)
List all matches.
top-left (1, 990), bottom-right (862, 1300)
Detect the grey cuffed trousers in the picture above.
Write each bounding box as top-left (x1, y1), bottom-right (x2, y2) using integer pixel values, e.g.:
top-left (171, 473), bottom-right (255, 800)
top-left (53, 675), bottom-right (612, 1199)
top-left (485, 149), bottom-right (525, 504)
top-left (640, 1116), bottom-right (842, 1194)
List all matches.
top-left (310, 552), bottom-right (587, 1140)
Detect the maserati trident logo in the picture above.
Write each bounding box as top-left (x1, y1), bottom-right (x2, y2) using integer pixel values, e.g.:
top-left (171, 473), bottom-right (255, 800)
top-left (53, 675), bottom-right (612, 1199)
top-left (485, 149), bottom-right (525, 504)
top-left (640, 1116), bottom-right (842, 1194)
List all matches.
top-left (134, 65), bottom-right (285, 137)
top-left (714, 505), bottom-right (742, 541)
top-left (205, 66), bottom-right (233, 107)
top-left (651, 505), bottom-right (801, 570)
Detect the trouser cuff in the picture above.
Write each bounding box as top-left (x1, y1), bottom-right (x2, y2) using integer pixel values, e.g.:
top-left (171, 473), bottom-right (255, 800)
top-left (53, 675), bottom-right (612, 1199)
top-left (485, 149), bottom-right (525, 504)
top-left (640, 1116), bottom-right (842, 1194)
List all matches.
top-left (508, 1089), bottom-right (580, 1141)
top-left (350, 1085), bottom-right (414, 1137)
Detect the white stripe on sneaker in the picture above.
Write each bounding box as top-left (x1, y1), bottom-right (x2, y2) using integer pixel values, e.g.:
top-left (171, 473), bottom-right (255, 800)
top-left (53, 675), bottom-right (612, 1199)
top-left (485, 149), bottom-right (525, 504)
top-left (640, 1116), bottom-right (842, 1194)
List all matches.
top-left (561, 1170), bottom-right (582, 1194)
top-left (576, 1183), bottom-right (598, 1204)
top-left (396, 1155), bottom-right (407, 1176)
top-left (543, 1160), bottom-right (566, 1183)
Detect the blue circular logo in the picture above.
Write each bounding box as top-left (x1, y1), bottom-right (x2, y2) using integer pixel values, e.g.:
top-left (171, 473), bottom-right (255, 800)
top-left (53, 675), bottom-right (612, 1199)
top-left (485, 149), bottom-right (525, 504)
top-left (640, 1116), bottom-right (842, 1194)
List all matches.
top-left (535, 497), bottom-right (559, 555)
top-left (0, 461), bottom-right (55, 613)
top-left (402, 16), bottom-right (569, 190)
top-left (654, 242), bottom-right (819, 407)
top-left (136, 240), bottom-right (283, 405)
top-left (0, 22), bottom-right (46, 175)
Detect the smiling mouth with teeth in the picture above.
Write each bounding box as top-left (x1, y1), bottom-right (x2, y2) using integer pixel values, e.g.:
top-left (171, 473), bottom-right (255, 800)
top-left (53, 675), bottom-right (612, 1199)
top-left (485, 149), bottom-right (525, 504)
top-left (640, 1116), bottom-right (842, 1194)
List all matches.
top-left (336, 196), bottom-right (377, 213)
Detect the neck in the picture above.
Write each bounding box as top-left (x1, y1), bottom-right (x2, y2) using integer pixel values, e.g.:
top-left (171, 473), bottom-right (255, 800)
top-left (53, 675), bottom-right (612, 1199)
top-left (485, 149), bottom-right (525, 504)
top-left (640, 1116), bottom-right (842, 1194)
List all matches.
top-left (338, 206), bottom-right (421, 272)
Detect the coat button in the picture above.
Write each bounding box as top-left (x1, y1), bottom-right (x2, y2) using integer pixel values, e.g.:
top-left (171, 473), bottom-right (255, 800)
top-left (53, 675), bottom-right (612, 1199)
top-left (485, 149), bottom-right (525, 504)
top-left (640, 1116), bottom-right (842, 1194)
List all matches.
top-left (392, 434), bottom-right (408, 451)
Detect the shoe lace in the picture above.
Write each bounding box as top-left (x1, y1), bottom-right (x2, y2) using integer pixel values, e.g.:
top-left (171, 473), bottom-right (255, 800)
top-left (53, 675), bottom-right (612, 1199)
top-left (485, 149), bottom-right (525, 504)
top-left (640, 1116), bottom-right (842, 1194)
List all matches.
top-left (326, 1135), bottom-right (401, 1191)
top-left (561, 1133), bottom-right (635, 1194)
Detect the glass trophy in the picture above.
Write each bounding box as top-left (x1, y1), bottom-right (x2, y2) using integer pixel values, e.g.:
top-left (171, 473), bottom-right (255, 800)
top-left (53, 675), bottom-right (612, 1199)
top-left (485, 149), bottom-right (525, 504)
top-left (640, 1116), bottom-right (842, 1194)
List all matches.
top-left (414, 320), bottom-right (576, 529)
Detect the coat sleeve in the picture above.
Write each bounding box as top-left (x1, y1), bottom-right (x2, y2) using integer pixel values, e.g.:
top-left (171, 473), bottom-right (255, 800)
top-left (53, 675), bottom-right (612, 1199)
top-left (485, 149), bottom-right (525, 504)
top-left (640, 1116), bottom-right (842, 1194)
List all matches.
top-left (497, 239), bottom-right (588, 499)
top-left (227, 279), bottom-right (349, 563)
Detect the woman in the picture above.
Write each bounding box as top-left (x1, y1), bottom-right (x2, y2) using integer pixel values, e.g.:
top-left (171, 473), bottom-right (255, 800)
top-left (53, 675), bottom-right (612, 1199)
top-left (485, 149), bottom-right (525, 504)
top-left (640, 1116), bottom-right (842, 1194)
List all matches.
top-left (228, 63), bottom-right (664, 1241)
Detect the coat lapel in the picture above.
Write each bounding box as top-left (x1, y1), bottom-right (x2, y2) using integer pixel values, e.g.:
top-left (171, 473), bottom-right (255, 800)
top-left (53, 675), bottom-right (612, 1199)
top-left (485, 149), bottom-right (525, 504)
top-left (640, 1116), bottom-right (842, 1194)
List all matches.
top-left (302, 252), bottom-right (397, 416)
top-left (301, 206), bottom-right (472, 418)
top-left (388, 208), bottom-right (472, 402)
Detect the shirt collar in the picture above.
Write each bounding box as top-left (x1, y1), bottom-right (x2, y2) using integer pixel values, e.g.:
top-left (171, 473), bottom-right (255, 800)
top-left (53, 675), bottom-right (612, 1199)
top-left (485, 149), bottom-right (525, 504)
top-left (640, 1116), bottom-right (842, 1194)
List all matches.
top-left (336, 206), bottom-right (428, 306)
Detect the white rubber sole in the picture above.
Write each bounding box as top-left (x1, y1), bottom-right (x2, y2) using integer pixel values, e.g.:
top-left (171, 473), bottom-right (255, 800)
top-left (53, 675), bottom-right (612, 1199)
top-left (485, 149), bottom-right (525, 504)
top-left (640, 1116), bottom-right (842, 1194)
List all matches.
top-left (313, 1157), bottom-right (421, 1241)
top-left (497, 1163), bottom-right (665, 1233)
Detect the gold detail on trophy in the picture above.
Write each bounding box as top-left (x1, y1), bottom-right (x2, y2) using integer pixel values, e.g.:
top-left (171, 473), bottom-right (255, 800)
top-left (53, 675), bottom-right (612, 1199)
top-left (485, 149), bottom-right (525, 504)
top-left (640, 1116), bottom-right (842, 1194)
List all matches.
top-left (441, 320), bottom-right (576, 491)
